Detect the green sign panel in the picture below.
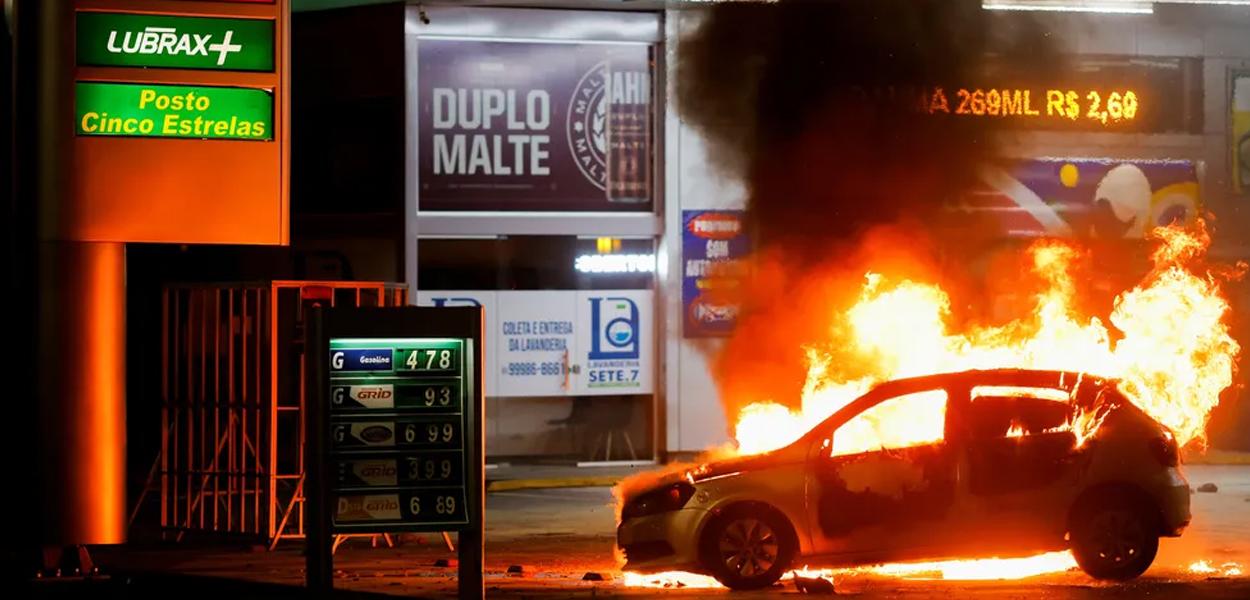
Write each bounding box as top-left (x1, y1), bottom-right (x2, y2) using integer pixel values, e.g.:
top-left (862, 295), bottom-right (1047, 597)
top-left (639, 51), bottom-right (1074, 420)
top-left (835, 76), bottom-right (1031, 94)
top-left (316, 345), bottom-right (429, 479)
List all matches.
top-left (327, 338), bottom-right (470, 528)
top-left (76, 82), bottom-right (273, 141)
top-left (77, 12), bottom-right (274, 72)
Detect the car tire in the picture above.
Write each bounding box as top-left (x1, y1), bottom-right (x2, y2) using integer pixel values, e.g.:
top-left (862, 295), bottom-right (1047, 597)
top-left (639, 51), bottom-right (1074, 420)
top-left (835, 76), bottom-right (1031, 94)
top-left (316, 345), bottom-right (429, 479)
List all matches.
top-left (1070, 495), bottom-right (1159, 581)
top-left (699, 503), bottom-right (796, 590)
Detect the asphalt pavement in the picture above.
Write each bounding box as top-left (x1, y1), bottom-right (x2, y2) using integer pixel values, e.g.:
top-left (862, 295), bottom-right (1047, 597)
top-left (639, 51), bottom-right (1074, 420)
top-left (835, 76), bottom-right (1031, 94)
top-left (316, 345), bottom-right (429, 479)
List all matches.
top-left (18, 465), bottom-right (1250, 598)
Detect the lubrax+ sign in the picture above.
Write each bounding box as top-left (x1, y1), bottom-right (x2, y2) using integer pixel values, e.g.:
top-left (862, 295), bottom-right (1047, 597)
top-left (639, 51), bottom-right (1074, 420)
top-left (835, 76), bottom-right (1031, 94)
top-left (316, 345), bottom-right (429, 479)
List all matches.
top-left (77, 12), bottom-right (274, 71)
top-left (76, 82), bottom-right (273, 140)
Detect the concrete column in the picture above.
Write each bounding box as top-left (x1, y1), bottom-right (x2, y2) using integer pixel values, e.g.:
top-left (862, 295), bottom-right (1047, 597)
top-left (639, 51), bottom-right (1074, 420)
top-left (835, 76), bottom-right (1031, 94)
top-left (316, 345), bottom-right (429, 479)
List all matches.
top-left (37, 241), bottom-right (127, 545)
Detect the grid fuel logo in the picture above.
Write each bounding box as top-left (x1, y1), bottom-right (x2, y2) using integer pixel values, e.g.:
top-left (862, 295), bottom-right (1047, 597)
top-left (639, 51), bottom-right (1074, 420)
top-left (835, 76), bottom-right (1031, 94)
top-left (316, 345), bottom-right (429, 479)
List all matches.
top-left (77, 12), bottom-right (275, 72)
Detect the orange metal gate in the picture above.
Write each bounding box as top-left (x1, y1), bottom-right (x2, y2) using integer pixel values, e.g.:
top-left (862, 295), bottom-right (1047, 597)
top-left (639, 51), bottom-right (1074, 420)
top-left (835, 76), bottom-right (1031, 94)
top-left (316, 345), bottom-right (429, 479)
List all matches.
top-left (142, 281), bottom-right (407, 546)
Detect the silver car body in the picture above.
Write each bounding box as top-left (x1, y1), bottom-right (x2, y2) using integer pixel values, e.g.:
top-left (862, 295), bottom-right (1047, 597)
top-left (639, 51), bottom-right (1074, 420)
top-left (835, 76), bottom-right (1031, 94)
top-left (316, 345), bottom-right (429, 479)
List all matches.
top-left (618, 369), bottom-right (1191, 574)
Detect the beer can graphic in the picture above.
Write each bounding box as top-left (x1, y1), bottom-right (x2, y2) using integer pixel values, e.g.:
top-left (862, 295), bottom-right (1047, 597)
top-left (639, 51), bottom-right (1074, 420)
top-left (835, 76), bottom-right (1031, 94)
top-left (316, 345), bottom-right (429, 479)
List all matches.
top-left (605, 59), bottom-right (651, 204)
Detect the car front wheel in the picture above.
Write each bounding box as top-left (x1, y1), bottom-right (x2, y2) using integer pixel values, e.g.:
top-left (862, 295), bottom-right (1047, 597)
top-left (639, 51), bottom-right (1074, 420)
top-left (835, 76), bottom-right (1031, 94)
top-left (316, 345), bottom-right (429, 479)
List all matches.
top-left (1070, 496), bottom-right (1159, 580)
top-left (700, 504), bottom-right (795, 590)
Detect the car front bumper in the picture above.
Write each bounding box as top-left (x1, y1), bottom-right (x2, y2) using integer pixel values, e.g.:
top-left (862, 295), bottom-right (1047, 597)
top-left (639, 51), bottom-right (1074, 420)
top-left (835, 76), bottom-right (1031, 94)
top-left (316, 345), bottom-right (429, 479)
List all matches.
top-left (617, 507), bottom-right (711, 573)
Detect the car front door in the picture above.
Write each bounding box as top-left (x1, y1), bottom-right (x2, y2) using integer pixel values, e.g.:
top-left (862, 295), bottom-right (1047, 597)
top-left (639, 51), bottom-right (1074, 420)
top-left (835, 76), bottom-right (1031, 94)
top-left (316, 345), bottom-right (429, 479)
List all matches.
top-left (804, 385), bottom-right (960, 562)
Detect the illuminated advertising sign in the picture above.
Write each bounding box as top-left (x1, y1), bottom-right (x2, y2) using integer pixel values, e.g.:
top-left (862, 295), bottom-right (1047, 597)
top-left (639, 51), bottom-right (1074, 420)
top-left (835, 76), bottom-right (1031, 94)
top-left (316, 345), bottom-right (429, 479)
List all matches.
top-left (682, 210), bottom-right (750, 338)
top-left (922, 86), bottom-right (1139, 126)
top-left (956, 158), bottom-right (1199, 239)
top-left (927, 56), bottom-right (1201, 133)
top-left (76, 12), bottom-right (275, 71)
top-left (417, 39), bottom-right (654, 211)
top-left (76, 82), bottom-right (272, 140)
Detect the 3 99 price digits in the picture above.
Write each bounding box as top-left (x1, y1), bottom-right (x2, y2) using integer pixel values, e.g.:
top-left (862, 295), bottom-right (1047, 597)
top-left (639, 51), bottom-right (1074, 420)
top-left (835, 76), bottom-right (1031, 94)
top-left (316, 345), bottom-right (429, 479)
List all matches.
top-left (406, 456), bottom-right (458, 482)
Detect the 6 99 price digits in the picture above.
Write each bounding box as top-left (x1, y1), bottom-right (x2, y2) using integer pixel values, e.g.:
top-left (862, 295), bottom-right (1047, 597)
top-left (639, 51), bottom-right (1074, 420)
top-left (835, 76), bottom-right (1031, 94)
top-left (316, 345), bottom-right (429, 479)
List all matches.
top-left (402, 420), bottom-right (459, 447)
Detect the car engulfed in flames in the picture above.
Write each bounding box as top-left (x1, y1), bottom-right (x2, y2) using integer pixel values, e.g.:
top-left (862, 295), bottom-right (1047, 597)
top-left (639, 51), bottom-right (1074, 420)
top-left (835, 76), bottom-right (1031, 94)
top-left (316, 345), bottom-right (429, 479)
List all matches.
top-left (617, 369), bottom-right (1191, 590)
top-left (616, 224), bottom-right (1239, 590)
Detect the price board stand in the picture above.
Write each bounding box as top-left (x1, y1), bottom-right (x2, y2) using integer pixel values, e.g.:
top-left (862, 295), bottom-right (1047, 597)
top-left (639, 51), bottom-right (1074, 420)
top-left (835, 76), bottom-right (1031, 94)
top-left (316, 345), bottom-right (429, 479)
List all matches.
top-left (305, 305), bottom-right (484, 598)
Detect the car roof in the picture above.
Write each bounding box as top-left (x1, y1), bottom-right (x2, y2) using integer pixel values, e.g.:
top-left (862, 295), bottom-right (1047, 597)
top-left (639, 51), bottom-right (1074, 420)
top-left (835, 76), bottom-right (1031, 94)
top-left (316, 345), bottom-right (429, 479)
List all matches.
top-left (867, 368), bottom-right (1118, 398)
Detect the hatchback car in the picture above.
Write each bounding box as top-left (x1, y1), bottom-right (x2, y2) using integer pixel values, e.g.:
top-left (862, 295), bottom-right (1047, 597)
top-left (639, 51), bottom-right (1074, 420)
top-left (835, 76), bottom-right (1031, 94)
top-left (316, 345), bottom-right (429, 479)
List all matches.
top-left (617, 369), bottom-right (1191, 590)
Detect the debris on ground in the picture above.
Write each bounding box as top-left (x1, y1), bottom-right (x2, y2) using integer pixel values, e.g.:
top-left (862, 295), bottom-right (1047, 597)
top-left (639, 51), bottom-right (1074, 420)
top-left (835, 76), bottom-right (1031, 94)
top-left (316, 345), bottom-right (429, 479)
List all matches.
top-left (794, 575), bottom-right (836, 594)
top-left (1197, 483), bottom-right (1219, 493)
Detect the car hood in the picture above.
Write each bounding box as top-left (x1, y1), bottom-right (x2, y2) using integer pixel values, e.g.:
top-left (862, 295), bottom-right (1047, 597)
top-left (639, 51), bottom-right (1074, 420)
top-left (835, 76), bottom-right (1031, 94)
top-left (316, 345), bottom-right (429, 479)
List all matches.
top-left (688, 442), bottom-right (807, 483)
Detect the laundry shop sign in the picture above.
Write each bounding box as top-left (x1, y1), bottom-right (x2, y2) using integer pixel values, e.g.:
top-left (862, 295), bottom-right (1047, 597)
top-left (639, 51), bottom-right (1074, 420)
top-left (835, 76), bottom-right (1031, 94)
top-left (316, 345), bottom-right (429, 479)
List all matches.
top-left (77, 12), bottom-right (274, 71)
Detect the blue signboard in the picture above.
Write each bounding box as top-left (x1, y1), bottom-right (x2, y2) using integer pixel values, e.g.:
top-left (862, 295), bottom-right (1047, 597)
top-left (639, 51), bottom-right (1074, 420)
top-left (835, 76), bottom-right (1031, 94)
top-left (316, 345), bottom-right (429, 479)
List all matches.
top-left (957, 158), bottom-right (1199, 238)
top-left (330, 348), bottom-right (394, 372)
top-left (682, 210), bottom-right (750, 338)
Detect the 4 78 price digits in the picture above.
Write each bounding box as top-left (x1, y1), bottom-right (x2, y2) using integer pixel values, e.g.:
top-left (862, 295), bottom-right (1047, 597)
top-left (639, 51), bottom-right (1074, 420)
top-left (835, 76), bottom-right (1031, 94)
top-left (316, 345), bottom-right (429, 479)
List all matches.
top-left (402, 348), bottom-right (456, 371)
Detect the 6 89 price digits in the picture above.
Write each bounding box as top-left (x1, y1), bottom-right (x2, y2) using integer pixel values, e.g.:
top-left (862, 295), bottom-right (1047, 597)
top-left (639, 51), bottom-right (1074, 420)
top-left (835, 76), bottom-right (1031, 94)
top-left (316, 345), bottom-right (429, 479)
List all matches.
top-left (403, 491), bottom-right (465, 521)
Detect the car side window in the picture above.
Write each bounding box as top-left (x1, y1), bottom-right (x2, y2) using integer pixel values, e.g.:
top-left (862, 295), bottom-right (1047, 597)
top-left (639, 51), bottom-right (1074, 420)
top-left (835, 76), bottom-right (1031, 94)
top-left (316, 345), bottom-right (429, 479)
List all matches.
top-left (831, 389), bottom-right (947, 456)
top-left (967, 386), bottom-right (1071, 440)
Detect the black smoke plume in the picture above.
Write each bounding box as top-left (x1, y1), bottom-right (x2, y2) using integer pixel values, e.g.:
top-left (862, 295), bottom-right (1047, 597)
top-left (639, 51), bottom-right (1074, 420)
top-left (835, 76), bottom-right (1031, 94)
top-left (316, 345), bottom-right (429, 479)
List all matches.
top-left (676, 0), bottom-right (1061, 423)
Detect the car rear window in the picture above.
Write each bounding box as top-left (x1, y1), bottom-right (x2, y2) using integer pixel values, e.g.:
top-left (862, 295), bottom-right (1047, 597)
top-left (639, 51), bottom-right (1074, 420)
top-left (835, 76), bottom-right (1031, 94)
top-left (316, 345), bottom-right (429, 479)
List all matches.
top-left (968, 386), bottom-right (1070, 439)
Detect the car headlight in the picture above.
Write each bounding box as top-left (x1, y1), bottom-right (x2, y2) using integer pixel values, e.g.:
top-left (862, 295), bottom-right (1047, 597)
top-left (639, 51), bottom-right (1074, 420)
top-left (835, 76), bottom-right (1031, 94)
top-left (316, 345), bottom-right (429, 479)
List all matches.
top-left (622, 482), bottom-right (696, 521)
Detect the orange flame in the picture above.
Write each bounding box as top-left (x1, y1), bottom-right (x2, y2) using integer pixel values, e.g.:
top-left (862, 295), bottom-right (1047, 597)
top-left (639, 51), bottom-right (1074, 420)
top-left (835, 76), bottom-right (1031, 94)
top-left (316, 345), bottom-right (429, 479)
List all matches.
top-left (1189, 560), bottom-right (1244, 577)
top-left (734, 224), bottom-right (1237, 457)
top-left (625, 551), bottom-right (1080, 588)
top-left (620, 224), bottom-right (1239, 590)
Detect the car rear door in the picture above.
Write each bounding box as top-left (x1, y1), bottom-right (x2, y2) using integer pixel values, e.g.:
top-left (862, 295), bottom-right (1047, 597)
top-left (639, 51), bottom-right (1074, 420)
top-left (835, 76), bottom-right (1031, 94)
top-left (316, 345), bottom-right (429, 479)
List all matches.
top-left (947, 386), bottom-right (1083, 554)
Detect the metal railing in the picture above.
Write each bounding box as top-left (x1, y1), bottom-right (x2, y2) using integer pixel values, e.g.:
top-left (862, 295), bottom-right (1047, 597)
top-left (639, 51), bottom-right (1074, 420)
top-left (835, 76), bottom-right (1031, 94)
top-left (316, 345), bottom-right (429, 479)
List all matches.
top-left (134, 281), bottom-right (407, 547)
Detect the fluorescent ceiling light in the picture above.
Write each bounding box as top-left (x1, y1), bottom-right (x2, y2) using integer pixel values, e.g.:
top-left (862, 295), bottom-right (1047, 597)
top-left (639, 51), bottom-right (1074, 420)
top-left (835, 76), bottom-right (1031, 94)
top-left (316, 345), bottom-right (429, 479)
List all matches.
top-left (983, 0), bottom-right (1154, 13)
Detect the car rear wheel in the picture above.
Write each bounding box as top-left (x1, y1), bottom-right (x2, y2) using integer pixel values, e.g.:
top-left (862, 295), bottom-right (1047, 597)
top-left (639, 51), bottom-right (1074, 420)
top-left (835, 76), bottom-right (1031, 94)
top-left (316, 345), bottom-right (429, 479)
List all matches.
top-left (1070, 496), bottom-right (1159, 580)
top-left (700, 504), bottom-right (795, 590)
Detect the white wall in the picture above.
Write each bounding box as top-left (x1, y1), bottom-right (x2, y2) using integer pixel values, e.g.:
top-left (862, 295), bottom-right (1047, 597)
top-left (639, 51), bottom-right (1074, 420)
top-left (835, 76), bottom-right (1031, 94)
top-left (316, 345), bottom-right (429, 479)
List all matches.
top-left (662, 9), bottom-right (747, 453)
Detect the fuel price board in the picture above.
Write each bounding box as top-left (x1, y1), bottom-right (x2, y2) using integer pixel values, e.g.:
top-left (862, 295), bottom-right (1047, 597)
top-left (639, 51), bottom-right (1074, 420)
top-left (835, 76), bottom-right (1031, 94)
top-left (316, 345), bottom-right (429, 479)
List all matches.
top-left (327, 338), bottom-right (469, 527)
top-left (306, 307), bottom-right (483, 597)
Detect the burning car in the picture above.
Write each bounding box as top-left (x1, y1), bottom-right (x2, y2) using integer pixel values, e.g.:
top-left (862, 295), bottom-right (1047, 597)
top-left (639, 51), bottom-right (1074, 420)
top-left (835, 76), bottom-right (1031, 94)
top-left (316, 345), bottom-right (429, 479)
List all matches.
top-left (617, 369), bottom-right (1190, 590)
